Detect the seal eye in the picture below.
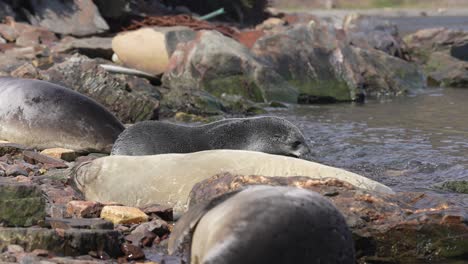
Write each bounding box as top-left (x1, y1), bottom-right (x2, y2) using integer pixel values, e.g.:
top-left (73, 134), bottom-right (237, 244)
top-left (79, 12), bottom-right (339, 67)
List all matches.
top-left (292, 141), bottom-right (302, 149)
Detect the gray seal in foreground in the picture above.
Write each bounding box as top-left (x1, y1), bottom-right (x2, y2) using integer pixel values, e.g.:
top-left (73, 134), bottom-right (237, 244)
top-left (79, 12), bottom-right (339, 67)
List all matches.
top-left (168, 185), bottom-right (355, 264)
top-left (111, 116), bottom-right (311, 159)
top-left (0, 77), bottom-right (124, 153)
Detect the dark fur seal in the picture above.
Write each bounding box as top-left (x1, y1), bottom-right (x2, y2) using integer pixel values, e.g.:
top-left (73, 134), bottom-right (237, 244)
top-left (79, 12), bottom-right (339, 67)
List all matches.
top-left (0, 77), bottom-right (124, 153)
top-left (168, 185), bottom-right (355, 264)
top-left (111, 116), bottom-right (311, 158)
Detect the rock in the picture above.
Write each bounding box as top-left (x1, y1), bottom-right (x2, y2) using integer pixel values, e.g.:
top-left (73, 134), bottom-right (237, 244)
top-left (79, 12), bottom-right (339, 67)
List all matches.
top-left (188, 173), bottom-right (468, 262)
top-left (121, 243), bottom-right (145, 260)
top-left (255, 17), bottom-right (286, 31)
top-left (40, 54), bottom-right (160, 123)
top-left (141, 205), bottom-right (173, 221)
top-left (162, 30), bottom-right (298, 115)
top-left (46, 218), bottom-right (113, 230)
top-left (0, 143), bottom-right (29, 156)
top-left (7, 244), bottom-right (24, 254)
top-left (235, 30), bottom-right (265, 49)
top-left (0, 227), bottom-right (121, 257)
top-left (52, 36), bottom-right (113, 60)
top-left (100, 206), bottom-right (149, 225)
top-left (252, 23), bottom-right (361, 102)
top-left (112, 26), bottom-right (196, 75)
top-left (10, 63), bottom-right (40, 79)
top-left (343, 14), bottom-right (408, 59)
top-left (126, 219), bottom-right (170, 246)
top-left (25, 0), bottom-right (109, 36)
top-left (5, 164), bottom-right (29, 177)
top-left (66, 201), bottom-right (104, 218)
top-left (0, 182), bottom-right (45, 227)
top-left (0, 24), bottom-right (17, 42)
top-left (22, 151), bottom-right (68, 169)
top-left (350, 46), bottom-right (426, 96)
top-left (40, 148), bottom-right (77, 162)
top-left (436, 180), bottom-right (468, 194)
top-left (404, 28), bottom-right (468, 88)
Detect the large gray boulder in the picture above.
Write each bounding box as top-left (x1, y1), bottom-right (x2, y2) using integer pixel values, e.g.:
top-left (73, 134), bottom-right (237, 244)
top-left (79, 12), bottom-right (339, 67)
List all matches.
top-left (252, 23), bottom-right (361, 102)
top-left (40, 55), bottom-right (160, 123)
top-left (162, 30), bottom-right (298, 114)
top-left (404, 28), bottom-right (468, 88)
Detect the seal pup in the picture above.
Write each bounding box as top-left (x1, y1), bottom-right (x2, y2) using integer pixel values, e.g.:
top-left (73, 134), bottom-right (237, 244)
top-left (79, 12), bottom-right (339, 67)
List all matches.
top-left (71, 149), bottom-right (394, 214)
top-left (168, 185), bottom-right (355, 264)
top-left (111, 116), bottom-right (311, 159)
top-left (0, 77), bottom-right (124, 153)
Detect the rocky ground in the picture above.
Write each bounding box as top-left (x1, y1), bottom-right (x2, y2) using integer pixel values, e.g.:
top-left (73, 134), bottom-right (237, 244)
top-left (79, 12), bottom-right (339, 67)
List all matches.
top-left (0, 0), bottom-right (467, 263)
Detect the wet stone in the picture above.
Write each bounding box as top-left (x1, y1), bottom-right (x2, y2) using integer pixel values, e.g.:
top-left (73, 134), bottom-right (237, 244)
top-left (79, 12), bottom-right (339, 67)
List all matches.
top-left (121, 243), bottom-right (145, 260)
top-left (46, 218), bottom-right (114, 230)
top-left (66, 200), bottom-right (104, 218)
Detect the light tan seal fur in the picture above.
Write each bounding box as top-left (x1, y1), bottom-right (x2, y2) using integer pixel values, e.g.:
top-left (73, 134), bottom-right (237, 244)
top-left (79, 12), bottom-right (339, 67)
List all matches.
top-left (72, 149), bottom-right (394, 214)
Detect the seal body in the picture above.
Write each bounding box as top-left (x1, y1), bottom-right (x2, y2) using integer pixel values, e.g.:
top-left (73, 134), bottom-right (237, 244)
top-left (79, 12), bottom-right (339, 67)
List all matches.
top-left (72, 150), bottom-right (394, 214)
top-left (111, 117), bottom-right (311, 159)
top-left (168, 186), bottom-right (355, 264)
top-left (0, 77), bottom-right (124, 153)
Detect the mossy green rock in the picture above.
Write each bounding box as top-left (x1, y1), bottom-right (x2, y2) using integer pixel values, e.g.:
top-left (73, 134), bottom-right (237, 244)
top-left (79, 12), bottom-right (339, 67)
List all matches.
top-left (437, 180), bottom-right (468, 194)
top-left (0, 183), bottom-right (45, 227)
top-left (162, 30), bottom-right (298, 115)
top-left (0, 228), bottom-right (121, 257)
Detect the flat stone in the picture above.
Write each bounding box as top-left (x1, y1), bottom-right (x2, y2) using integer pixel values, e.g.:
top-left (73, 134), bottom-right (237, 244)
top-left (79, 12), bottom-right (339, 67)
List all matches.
top-left (66, 200), bottom-right (104, 218)
top-left (101, 206), bottom-right (148, 225)
top-left (0, 143), bottom-right (29, 156)
top-left (41, 148), bottom-right (77, 162)
top-left (0, 182), bottom-right (45, 227)
top-left (5, 164), bottom-right (28, 177)
top-left (46, 218), bottom-right (113, 230)
top-left (53, 36), bottom-right (113, 60)
top-left (0, 227), bottom-right (121, 257)
top-left (22, 151), bottom-right (68, 169)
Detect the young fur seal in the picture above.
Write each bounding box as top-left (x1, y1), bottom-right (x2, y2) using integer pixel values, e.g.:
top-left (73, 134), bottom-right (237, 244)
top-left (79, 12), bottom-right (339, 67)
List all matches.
top-left (111, 116), bottom-right (311, 159)
top-left (0, 77), bottom-right (124, 153)
top-left (168, 185), bottom-right (355, 264)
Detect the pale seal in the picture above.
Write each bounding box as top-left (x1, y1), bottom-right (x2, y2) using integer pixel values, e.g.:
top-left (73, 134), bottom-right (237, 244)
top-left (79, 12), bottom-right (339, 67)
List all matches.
top-left (0, 77), bottom-right (124, 153)
top-left (111, 116), bottom-right (311, 159)
top-left (71, 150), bottom-right (394, 214)
top-left (168, 185), bottom-right (355, 264)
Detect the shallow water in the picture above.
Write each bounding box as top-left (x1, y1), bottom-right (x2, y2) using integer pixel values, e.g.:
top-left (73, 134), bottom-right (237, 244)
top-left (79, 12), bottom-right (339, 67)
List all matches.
top-left (270, 88), bottom-right (468, 207)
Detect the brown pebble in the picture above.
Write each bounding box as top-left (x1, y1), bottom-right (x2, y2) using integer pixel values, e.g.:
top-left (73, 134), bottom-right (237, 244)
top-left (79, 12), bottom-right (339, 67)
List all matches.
top-left (121, 243), bottom-right (145, 260)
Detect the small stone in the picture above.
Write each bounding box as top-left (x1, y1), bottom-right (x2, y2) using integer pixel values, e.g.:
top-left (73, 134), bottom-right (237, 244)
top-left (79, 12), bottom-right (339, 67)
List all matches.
top-left (100, 206), bottom-right (148, 225)
top-left (22, 150), bottom-right (68, 169)
top-left (5, 164), bottom-right (29, 176)
top-left (41, 148), bottom-right (77, 162)
top-left (121, 243), bottom-right (145, 260)
top-left (142, 204), bottom-right (173, 221)
top-left (67, 200), bottom-right (104, 218)
top-left (15, 176), bottom-right (32, 183)
top-left (7, 244), bottom-right (24, 254)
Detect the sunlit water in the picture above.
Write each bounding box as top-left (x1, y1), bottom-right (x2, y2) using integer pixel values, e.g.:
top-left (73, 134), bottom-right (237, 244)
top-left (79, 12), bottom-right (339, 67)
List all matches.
top-left (270, 88), bottom-right (468, 207)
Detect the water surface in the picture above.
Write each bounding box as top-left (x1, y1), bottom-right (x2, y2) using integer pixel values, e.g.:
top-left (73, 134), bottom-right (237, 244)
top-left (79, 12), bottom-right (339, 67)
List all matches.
top-left (271, 88), bottom-right (468, 206)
